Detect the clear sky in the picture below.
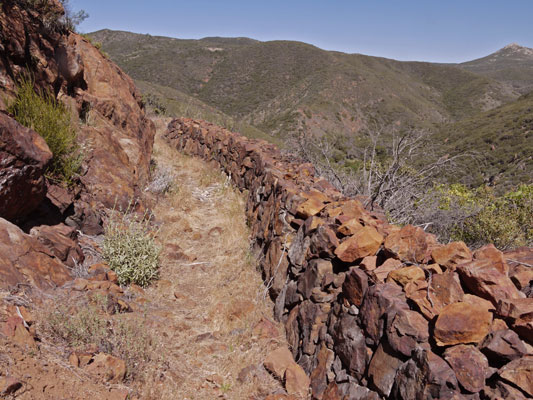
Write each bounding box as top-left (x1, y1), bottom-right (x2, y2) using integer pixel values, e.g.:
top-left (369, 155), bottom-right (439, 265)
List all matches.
top-left (71, 0), bottom-right (533, 63)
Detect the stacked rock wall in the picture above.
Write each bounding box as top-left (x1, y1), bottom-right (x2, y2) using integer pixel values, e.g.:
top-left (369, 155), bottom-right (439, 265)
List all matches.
top-left (165, 118), bottom-right (533, 399)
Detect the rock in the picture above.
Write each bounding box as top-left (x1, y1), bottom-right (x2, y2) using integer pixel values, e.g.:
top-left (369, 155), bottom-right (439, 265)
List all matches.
top-left (443, 345), bottom-right (489, 393)
top-left (309, 226), bottom-right (339, 258)
top-left (496, 298), bottom-right (533, 342)
top-left (387, 265), bottom-right (425, 287)
top-left (457, 258), bottom-right (523, 306)
top-left (0, 218), bottom-right (70, 289)
top-left (0, 376), bottom-right (22, 396)
top-left (367, 341), bottom-right (404, 397)
top-left (384, 225), bottom-right (437, 263)
top-left (474, 244), bottom-right (508, 274)
top-left (482, 380), bottom-right (528, 400)
top-left (337, 217), bottom-right (363, 236)
top-left (373, 258), bottom-right (403, 283)
top-left (334, 226), bottom-right (384, 263)
top-left (309, 344), bottom-right (334, 399)
top-left (480, 329), bottom-right (528, 366)
top-left (496, 298), bottom-right (532, 320)
top-left (332, 311), bottom-right (367, 380)
top-left (2, 316), bottom-right (36, 348)
top-left (342, 267), bottom-right (368, 307)
top-left (0, 112), bottom-right (52, 220)
top-left (107, 388), bottom-right (129, 400)
top-left (30, 223), bottom-right (84, 267)
top-left (360, 255), bottom-right (377, 271)
top-left (386, 308), bottom-right (429, 357)
top-left (264, 346), bottom-right (309, 398)
top-left (406, 271), bottom-right (464, 320)
top-left (264, 346), bottom-right (298, 379)
top-left (392, 348), bottom-right (458, 400)
top-left (85, 353), bottom-right (126, 383)
top-left (322, 383), bottom-right (342, 400)
top-left (285, 363), bottom-right (310, 399)
top-left (462, 294), bottom-right (494, 312)
top-left (431, 241), bottom-right (472, 270)
top-left (434, 302), bottom-right (492, 346)
top-left (296, 195), bottom-right (327, 219)
top-left (360, 283), bottom-right (408, 345)
top-left (498, 355), bottom-right (533, 397)
top-left (0, 4), bottom-right (155, 225)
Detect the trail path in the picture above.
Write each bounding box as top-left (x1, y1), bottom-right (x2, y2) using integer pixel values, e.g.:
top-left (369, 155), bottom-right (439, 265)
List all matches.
top-left (135, 118), bottom-right (288, 399)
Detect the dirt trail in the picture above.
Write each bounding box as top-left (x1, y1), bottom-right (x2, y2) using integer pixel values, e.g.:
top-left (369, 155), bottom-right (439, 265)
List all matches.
top-left (0, 117), bottom-right (289, 400)
top-left (134, 118), bottom-right (288, 399)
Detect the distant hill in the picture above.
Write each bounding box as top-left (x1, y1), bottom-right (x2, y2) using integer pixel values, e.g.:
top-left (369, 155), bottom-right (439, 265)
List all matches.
top-left (90, 30), bottom-right (520, 132)
top-left (90, 29), bottom-right (532, 187)
top-left (437, 91), bottom-right (533, 189)
top-left (459, 43), bottom-right (533, 94)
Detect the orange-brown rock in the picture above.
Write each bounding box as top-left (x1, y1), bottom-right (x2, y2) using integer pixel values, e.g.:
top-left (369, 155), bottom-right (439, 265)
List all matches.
top-left (498, 355), bottom-right (533, 397)
top-left (334, 226), bottom-right (383, 262)
top-left (0, 112), bottom-right (52, 220)
top-left (296, 195), bottom-right (327, 219)
top-left (431, 241), bottom-right (472, 270)
top-left (443, 344), bottom-right (489, 393)
top-left (474, 244), bottom-right (508, 274)
top-left (0, 218), bottom-right (70, 289)
top-left (387, 265), bottom-right (425, 287)
top-left (405, 271), bottom-right (464, 320)
top-left (337, 218), bottom-right (363, 236)
top-left (264, 347), bottom-right (310, 398)
top-left (2, 316), bottom-right (36, 348)
top-left (85, 353), bottom-right (126, 383)
top-left (373, 258), bottom-right (403, 283)
top-left (458, 258), bottom-right (524, 306)
top-left (434, 302), bottom-right (492, 346)
top-left (384, 225), bottom-right (437, 263)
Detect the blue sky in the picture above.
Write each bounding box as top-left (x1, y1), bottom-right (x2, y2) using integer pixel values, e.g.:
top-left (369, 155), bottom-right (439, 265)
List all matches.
top-left (71, 0), bottom-right (533, 63)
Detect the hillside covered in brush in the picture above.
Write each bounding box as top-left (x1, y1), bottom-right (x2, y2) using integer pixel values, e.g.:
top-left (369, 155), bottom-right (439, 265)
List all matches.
top-left (90, 29), bottom-right (533, 188)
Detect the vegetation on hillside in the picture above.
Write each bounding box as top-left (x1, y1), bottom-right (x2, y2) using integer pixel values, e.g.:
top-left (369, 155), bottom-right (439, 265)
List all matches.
top-left (103, 205), bottom-right (161, 287)
top-left (7, 76), bottom-right (82, 185)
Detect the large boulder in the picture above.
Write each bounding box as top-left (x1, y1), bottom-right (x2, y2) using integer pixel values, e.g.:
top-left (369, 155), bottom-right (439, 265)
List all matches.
top-left (0, 112), bottom-right (52, 220)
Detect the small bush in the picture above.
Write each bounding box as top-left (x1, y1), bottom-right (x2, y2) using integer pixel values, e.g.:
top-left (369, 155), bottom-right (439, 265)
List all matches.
top-left (46, 294), bottom-right (154, 379)
top-left (8, 76), bottom-right (82, 185)
top-left (103, 205), bottom-right (161, 287)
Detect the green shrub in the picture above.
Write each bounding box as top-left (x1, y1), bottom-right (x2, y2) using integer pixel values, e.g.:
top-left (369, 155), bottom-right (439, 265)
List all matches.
top-left (103, 205), bottom-right (161, 287)
top-left (425, 184), bottom-right (533, 250)
top-left (8, 76), bottom-right (82, 185)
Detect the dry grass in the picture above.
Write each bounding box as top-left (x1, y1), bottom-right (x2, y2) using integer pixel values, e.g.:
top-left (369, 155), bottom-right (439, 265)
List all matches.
top-left (132, 118), bottom-right (288, 399)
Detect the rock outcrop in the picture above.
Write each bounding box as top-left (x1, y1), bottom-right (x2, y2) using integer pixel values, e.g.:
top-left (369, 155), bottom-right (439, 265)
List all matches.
top-left (0, 0), bottom-right (155, 219)
top-left (0, 0), bottom-right (154, 288)
top-left (165, 118), bottom-right (533, 399)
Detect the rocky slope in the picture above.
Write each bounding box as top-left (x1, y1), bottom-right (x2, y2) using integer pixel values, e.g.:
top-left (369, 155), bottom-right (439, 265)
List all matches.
top-left (0, 0), bottom-right (154, 288)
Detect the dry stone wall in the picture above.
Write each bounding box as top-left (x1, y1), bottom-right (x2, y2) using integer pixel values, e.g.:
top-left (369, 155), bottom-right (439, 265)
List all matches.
top-left (165, 118), bottom-right (533, 400)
